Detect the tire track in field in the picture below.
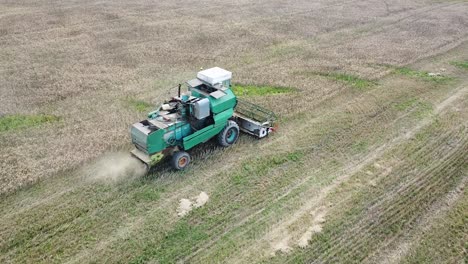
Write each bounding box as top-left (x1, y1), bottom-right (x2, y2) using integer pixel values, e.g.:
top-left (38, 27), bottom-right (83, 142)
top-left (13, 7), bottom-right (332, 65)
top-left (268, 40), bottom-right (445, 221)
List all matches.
top-left (302, 91), bottom-right (466, 262)
top-left (190, 86), bottom-right (441, 262)
top-left (192, 77), bottom-right (464, 262)
top-left (229, 83), bottom-right (466, 262)
top-left (302, 121), bottom-right (465, 261)
top-left (187, 89), bottom-right (398, 261)
top-left (367, 174), bottom-right (467, 264)
top-left (315, 128), bottom-right (466, 263)
top-left (302, 88), bottom-right (466, 258)
top-left (294, 123), bottom-right (465, 263)
top-left (270, 85), bottom-right (466, 252)
top-left (333, 147), bottom-right (465, 263)
top-left (172, 81), bottom-right (403, 262)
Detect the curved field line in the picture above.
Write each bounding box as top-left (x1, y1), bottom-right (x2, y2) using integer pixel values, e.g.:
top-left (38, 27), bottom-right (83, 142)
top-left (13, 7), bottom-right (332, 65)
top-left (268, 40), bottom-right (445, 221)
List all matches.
top-left (306, 121), bottom-right (466, 262)
top-left (184, 82), bottom-right (466, 263)
top-left (369, 176), bottom-right (467, 264)
top-left (307, 125), bottom-right (466, 263)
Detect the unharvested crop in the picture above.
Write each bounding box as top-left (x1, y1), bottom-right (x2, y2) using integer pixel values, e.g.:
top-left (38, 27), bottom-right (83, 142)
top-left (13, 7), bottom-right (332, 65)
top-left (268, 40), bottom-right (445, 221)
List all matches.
top-left (318, 72), bottom-right (377, 90)
top-left (124, 98), bottom-right (154, 113)
top-left (450, 60), bottom-right (468, 70)
top-left (295, 71), bottom-right (376, 90)
top-left (394, 67), bottom-right (454, 84)
top-left (232, 84), bottom-right (295, 96)
top-left (0, 114), bottom-right (59, 132)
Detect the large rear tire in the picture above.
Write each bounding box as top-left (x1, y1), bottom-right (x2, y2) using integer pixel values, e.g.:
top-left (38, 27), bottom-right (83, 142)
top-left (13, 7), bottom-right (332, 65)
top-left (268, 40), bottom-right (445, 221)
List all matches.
top-left (217, 120), bottom-right (240, 147)
top-left (171, 151), bottom-right (190, 170)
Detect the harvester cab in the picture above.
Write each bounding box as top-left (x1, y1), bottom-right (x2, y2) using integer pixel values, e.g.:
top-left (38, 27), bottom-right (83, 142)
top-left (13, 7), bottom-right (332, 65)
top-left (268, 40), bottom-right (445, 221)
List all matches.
top-left (130, 67), bottom-right (276, 171)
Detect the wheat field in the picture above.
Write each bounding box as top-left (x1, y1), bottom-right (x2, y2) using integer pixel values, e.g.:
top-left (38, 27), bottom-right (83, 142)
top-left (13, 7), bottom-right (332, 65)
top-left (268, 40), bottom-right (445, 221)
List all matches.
top-left (0, 0), bottom-right (467, 263)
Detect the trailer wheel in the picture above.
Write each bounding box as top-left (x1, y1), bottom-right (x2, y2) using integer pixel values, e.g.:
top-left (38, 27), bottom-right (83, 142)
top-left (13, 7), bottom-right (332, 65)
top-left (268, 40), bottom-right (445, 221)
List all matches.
top-left (171, 151), bottom-right (190, 170)
top-left (217, 120), bottom-right (239, 147)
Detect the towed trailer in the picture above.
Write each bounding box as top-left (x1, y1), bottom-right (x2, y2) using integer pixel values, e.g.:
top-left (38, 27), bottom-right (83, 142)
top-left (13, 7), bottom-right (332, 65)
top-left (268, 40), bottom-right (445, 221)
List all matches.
top-left (233, 99), bottom-right (276, 139)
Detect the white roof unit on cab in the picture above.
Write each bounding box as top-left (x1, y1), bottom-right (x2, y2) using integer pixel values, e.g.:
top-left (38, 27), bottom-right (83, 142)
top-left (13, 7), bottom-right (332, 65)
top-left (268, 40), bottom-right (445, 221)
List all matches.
top-left (197, 67), bottom-right (232, 86)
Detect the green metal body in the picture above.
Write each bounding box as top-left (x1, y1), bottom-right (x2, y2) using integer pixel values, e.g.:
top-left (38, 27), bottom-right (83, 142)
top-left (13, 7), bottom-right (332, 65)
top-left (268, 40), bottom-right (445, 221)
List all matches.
top-left (130, 80), bottom-right (237, 166)
top-left (191, 88), bottom-right (237, 114)
top-left (182, 108), bottom-right (234, 150)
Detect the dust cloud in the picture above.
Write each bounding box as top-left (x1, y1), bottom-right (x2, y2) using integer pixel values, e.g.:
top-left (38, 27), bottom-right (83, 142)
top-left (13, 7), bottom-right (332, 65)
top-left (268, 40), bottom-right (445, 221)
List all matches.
top-left (83, 152), bottom-right (147, 183)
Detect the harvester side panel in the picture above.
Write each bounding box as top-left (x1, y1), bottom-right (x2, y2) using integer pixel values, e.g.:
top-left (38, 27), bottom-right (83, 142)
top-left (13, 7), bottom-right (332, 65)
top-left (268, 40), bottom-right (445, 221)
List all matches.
top-left (182, 124), bottom-right (225, 150)
top-left (183, 108), bottom-right (233, 150)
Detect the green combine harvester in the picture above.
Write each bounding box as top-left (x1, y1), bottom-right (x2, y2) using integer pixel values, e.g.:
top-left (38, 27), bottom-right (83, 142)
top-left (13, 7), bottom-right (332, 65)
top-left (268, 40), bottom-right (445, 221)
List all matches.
top-left (130, 67), bottom-right (276, 170)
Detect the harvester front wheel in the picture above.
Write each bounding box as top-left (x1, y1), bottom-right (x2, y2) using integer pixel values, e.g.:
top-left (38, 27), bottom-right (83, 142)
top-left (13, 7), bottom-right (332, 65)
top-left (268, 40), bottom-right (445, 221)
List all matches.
top-left (171, 151), bottom-right (191, 170)
top-left (217, 120), bottom-right (239, 147)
